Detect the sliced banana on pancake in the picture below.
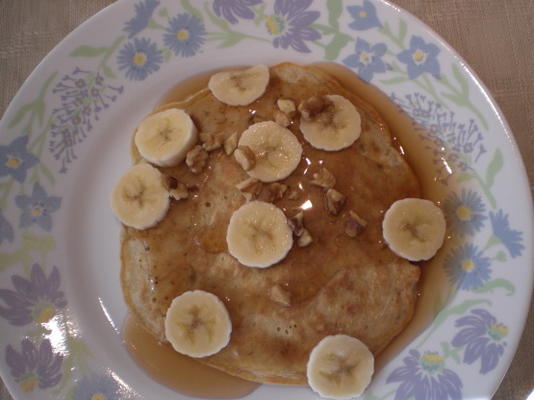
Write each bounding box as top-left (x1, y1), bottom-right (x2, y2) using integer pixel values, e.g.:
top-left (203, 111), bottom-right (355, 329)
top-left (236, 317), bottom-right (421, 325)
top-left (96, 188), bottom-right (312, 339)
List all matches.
top-left (226, 201), bottom-right (293, 268)
top-left (208, 64), bottom-right (270, 106)
top-left (299, 95), bottom-right (361, 151)
top-left (382, 198), bottom-right (446, 261)
top-left (307, 335), bottom-right (374, 399)
top-left (111, 163), bottom-right (170, 230)
top-left (238, 121), bottom-right (302, 182)
top-left (164, 290), bottom-right (232, 358)
top-left (135, 109), bottom-right (197, 167)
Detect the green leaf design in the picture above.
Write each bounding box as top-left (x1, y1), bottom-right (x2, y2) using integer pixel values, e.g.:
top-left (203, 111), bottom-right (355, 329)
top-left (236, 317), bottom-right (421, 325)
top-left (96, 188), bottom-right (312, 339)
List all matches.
top-left (398, 19), bottom-right (407, 45)
top-left (205, 3), bottom-right (230, 31)
top-left (8, 104), bottom-right (33, 129)
top-left (39, 163), bottom-right (56, 185)
top-left (217, 32), bottom-right (244, 48)
top-left (70, 45), bottom-right (109, 57)
top-left (441, 91), bottom-right (463, 105)
top-left (326, 0), bottom-right (342, 30)
top-left (158, 7), bottom-right (169, 18)
top-left (380, 76), bottom-right (409, 85)
top-left (452, 64), bottom-right (469, 96)
top-left (495, 250), bottom-right (507, 262)
top-left (101, 64), bottom-right (117, 79)
top-left (0, 233), bottom-right (55, 271)
top-left (472, 278), bottom-right (515, 296)
top-left (311, 23), bottom-right (337, 35)
top-left (324, 33), bottom-right (352, 61)
top-left (182, 0), bottom-right (204, 21)
top-left (485, 149), bottom-right (503, 189)
top-left (455, 171), bottom-right (473, 183)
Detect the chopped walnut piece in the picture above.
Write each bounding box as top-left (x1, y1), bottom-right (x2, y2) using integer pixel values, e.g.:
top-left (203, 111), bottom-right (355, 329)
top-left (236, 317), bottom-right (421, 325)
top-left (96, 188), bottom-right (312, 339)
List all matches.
top-left (325, 188), bottom-right (346, 216)
top-left (270, 285), bottom-right (291, 306)
top-left (263, 182), bottom-right (288, 202)
top-left (288, 211), bottom-right (304, 237)
top-left (169, 182), bottom-right (189, 201)
top-left (287, 187), bottom-right (299, 200)
top-left (234, 146), bottom-right (256, 171)
top-left (345, 210), bottom-right (368, 237)
top-left (297, 228), bottom-right (313, 247)
top-left (310, 167), bottom-right (336, 189)
top-left (185, 145), bottom-right (208, 174)
top-left (224, 132), bottom-right (239, 155)
top-left (274, 110), bottom-right (290, 127)
top-left (298, 96), bottom-right (332, 120)
top-left (235, 177), bottom-right (262, 201)
top-left (200, 132), bottom-right (223, 152)
top-left (277, 98), bottom-right (296, 115)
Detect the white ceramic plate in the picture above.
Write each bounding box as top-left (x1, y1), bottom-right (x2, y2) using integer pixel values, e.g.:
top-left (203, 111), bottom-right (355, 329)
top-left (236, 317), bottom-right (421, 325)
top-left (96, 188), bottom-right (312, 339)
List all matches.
top-left (0, 1), bottom-right (532, 399)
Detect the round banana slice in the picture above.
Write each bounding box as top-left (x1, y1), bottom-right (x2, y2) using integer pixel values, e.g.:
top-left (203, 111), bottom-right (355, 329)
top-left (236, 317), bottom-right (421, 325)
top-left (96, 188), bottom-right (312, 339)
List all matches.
top-left (382, 198), bottom-right (446, 261)
top-left (135, 108), bottom-right (197, 167)
top-left (165, 290), bottom-right (232, 358)
top-left (208, 64), bottom-right (270, 106)
top-left (238, 121), bottom-right (302, 182)
top-left (307, 335), bottom-right (374, 399)
top-left (226, 201), bottom-right (293, 268)
top-left (300, 95), bottom-right (361, 151)
top-left (111, 163), bottom-right (170, 230)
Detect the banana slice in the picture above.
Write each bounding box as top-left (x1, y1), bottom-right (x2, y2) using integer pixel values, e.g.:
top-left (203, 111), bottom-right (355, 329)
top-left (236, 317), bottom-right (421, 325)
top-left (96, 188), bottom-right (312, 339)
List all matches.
top-left (165, 290), bottom-right (232, 358)
top-left (307, 335), bottom-right (374, 399)
top-left (238, 121), bottom-right (302, 182)
top-left (382, 198), bottom-right (446, 261)
top-left (226, 201), bottom-right (293, 268)
top-left (111, 163), bottom-right (170, 230)
top-left (208, 65), bottom-right (270, 106)
top-left (299, 95), bottom-right (361, 151)
top-left (135, 109), bottom-right (197, 167)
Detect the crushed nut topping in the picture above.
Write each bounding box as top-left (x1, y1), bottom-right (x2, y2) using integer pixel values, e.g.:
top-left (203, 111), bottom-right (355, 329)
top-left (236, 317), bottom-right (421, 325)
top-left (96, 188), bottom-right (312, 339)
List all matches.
top-left (277, 98), bottom-right (296, 115)
top-left (345, 210), bottom-right (368, 237)
top-left (186, 145), bottom-right (208, 174)
top-left (297, 228), bottom-right (313, 247)
top-left (274, 110), bottom-right (291, 127)
top-left (270, 284), bottom-right (291, 306)
top-left (287, 187), bottom-right (299, 200)
top-left (234, 145), bottom-right (256, 171)
top-left (166, 176), bottom-right (178, 190)
top-left (235, 177), bottom-right (262, 201)
top-left (298, 96), bottom-right (333, 120)
top-left (224, 132), bottom-right (239, 155)
top-left (200, 131), bottom-right (223, 152)
top-left (310, 167), bottom-right (336, 189)
top-left (169, 182), bottom-right (189, 201)
top-left (260, 182), bottom-right (288, 202)
top-left (325, 188), bottom-right (346, 216)
top-left (288, 211), bottom-right (304, 236)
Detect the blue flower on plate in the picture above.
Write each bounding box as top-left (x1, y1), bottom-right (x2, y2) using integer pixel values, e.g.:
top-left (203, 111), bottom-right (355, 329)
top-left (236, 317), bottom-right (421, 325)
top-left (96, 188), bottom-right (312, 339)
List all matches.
top-left (0, 211), bottom-right (14, 245)
top-left (343, 38), bottom-right (387, 82)
top-left (347, 0), bottom-right (381, 30)
top-left (489, 209), bottom-right (524, 258)
top-left (265, 0), bottom-right (321, 53)
top-left (5, 338), bottom-right (62, 392)
top-left (123, 0), bottom-right (160, 38)
top-left (74, 374), bottom-right (120, 400)
top-left (397, 35), bottom-right (440, 79)
top-left (444, 189), bottom-right (487, 236)
top-left (386, 349), bottom-right (462, 400)
top-left (0, 263), bottom-right (67, 326)
top-left (0, 136), bottom-right (39, 183)
top-left (117, 37), bottom-right (163, 81)
top-left (452, 309), bottom-right (507, 374)
top-left (214, 0), bottom-right (262, 24)
top-left (444, 243), bottom-right (491, 291)
top-left (15, 183), bottom-right (61, 232)
top-left (163, 13), bottom-right (206, 57)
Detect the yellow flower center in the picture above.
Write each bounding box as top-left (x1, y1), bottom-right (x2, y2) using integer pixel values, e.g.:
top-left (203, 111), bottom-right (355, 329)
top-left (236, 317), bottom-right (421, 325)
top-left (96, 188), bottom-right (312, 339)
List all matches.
top-left (461, 258), bottom-right (475, 272)
top-left (20, 376), bottom-right (38, 392)
top-left (265, 15), bottom-right (284, 35)
top-left (176, 29), bottom-right (190, 41)
top-left (6, 156), bottom-right (21, 168)
top-left (31, 207), bottom-right (42, 217)
top-left (422, 353), bottom-right (443, 363)
top-left (359, 11), bottom-right (368, 18)
top-left (35, 305), bottom-right (55, 324)
top-left (91, 393), bottom-right (108, 400)
top-left (455, 205), bottom-right (472, 221)
top-left (413, 49), bottom-right (426, 63)
top-left (132, 52), bottom-right (147, 67)
top-left (359, 52), bottom-right (370, 63)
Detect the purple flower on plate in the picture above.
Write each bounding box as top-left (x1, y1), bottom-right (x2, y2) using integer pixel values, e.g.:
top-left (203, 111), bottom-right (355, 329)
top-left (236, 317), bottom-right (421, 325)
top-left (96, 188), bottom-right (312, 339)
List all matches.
top-left (386, 349), bottom-right (462, 400)
top-left (489, 209), bottom-right (524, 258)
top-left (213, 0), bottom-right (262, 24)
top-left (5, 338), bottom-right (63, 392)
top-left (117, 37), bottom-right (163, 81)
top-left (347, 0), bottom-right (381, 31)
top-left (164, 13), bottom-right (206, 57)
top-left (444, 189), bottom-right (487, 236)
top-left (74, 374), bottom-right (120, 400)
top-left (0, 263), bottom-right (67, 325)
top-left (452, 309), bottom-right (507, 374)
top-left (265, 0), bottom-right (321, 53)
top-left (343, 38), bottom-right (387, 82)
top-left (0, 211), bottom-right (14, 245)
top-left (0, 136), bottom-right (39, 183)
top-left (15, 183), bottom-right (61, 232)
top-left (123, 0), bottom-right (160, 38)
top-left (397, 35), bottom-right (441, 79)
top-left (444, 243), bottom-right (491, 291)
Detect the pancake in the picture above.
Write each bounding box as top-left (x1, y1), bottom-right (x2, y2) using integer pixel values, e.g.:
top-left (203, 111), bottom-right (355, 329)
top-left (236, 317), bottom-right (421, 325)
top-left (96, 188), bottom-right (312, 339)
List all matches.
top-left (120, 63), bottom-right (421, 385)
